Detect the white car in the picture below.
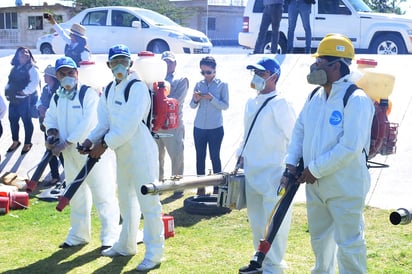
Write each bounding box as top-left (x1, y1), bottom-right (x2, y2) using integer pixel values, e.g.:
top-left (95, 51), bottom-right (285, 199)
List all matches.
top-left (37, 6), bottom-right (212, 54)
top-left (239, 0), bottom-right (412, 54)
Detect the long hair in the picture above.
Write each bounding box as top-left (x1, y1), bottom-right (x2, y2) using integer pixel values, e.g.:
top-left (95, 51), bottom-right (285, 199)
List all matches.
top-left (11, 47), bottom-right (36, 67)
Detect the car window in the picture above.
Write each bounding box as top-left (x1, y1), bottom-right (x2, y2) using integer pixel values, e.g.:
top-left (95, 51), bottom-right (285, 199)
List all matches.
top-left (318, 0), bottom-right (351, 14)
top-left (112, 10), bottom-right (138, 27)
top-left (82, 10), bottom-right (108, 26)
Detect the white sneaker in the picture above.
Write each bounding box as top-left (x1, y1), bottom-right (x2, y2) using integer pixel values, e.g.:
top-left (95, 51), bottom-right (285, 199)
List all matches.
top-left (136, 258), bottom-right (161, 272)
top-left (101, 247), bottom-right (123, 257)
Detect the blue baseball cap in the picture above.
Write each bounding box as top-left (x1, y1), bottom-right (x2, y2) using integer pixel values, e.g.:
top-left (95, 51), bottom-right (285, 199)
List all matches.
top-left (247, 57), bottom-right (281, 77)
top-left (55, 56), bottom-right (77, 72)
top-left (108, 44), bottom-right (131, 60)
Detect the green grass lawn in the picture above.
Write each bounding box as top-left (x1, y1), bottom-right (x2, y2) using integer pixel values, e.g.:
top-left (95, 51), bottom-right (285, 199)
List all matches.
top-left (0, 191), bottom-right (411, 273)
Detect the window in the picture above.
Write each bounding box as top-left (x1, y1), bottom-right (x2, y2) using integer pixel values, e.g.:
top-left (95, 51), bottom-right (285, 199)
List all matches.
top-left (28, 16), bottom-right (43, 30)
top-left (82, 10), bottom-right (108, 26)
top-left (208, 17), bottom-right (216, 31)
top-left (0, 12), bottom-right (18, 29)
top-left (112, 10), bottom-right (138, 27)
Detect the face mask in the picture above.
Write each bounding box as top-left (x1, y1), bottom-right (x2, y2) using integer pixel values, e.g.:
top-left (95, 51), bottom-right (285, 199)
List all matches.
top-left (111, 64), bottom-right (129, 80)
top-left (60, 76), bottom-right (77, 91)
top-left (250, 74), bottom-right (266, 91)
top-left (307, 63), bottom-right (328, 85)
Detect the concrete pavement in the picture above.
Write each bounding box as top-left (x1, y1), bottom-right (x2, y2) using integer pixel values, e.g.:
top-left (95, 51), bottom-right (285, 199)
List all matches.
top-left (0, 49), bottom-right (410, 211)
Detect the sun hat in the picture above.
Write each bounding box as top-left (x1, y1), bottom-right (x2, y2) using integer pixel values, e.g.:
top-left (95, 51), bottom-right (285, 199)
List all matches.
top-left (69, 23), bottom-right (86, 38)
top-left (44, 65), bottom-right (56, 78)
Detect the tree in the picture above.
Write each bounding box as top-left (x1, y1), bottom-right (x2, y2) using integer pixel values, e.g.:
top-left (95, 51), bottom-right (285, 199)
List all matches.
top-left (364, 0), bottom-right (406, 14)
top-left (73, 0), bottom-right (190, 24)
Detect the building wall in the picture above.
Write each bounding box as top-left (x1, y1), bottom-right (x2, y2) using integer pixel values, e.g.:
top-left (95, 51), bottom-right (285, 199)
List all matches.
top-left (172, 0), bottom-right (245, 45)
top-left (0, 3), bottom-right (74, 49)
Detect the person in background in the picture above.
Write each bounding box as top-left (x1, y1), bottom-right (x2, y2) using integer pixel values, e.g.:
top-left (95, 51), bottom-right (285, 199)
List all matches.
top-left (156, 51), bottom-right (189, 197)
top-left (284, 33), bottom-right (374, 273)
top-left (79, 44), bottom-right (164, 272)
top-left (38, 65), bottom-right (64, 186)
top-left (253, 0), bottom-right (284, 54)
top-left (4, 47), bottom-right (40, 155)
top-left (189, 56), bottom-right (229, 195)
top-left (44, 56), bottom-right (120, 252)
top-left (238, 57), bottom-right (296, 274)
top-left (45, 13), bottom-right (90, 66)
top-left (0, 95), bottom-right (7, 161)
top-left (287, 0), bottom-right (313, 53)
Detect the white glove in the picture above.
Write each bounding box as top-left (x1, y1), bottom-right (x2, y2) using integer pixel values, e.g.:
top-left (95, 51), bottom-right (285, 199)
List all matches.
top-left (51, 141), bottom-right (69, 156)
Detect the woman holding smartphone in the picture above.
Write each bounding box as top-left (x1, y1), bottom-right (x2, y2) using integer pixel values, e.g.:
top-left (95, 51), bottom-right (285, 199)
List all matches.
top-left (189, 56), bottom-right (229, 195)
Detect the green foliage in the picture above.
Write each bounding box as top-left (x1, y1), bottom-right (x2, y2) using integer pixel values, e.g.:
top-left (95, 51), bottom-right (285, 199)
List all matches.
top-left (364, 0), bottom-right (406, 14)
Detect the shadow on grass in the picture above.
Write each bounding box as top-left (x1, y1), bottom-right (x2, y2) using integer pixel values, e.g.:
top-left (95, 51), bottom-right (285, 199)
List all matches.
top-left (167, 205), bottom-right (231, 228)
top-left (3, 246), bottom-right (132, 274)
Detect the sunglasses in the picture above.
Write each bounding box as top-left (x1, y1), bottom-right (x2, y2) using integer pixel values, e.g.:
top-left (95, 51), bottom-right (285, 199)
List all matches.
top-left (201, 70), bottom-right (214, 75)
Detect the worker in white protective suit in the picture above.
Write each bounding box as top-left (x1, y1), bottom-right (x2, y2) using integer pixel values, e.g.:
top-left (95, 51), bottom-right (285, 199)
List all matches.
top-left (44, 56), bottom-right (120, 251)
top-left (80, 44), bottom-right (164, 273)
top-left (284, 34), bottom-right (374, 273)
top-left (238, 57), bottom-right (297, 274)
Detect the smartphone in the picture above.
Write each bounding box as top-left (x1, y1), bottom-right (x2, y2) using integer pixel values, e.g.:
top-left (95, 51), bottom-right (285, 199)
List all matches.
top-left (43, 13), bottom-right (50, 19)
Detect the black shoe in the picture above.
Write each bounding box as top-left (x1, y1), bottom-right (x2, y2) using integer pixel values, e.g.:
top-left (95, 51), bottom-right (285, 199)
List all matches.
top-left (239, 262), bottom-right (262, 274)
top-left (172, 191), bottom-right (183, 198)
top-left (100, 245), bottom-right (111, 252)
top-left (59, 242), bottom-right (72, 248)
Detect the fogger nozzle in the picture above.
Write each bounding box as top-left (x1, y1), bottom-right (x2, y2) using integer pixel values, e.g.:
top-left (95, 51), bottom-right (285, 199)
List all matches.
top-left (389, 208), bottom-right (412, 225)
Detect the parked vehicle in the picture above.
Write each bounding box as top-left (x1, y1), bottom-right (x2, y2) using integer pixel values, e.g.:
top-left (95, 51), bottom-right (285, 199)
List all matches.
top-left (239, 0), bottom-right (412, 54)
top-left (37, 6), bottom-right (212, 54)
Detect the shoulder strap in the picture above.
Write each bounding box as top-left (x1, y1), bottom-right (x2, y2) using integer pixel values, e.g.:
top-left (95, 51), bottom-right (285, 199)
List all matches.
top-left (309, 86), bottom-right (321, 100)
top-left (343, 84), bottom-right (359, 107)
top-left (78, 85), bottom-right (89, 108)
top-left (53, 93), bottom-right (59, 106)
top-left (241, 95), bottom-right (277, 155)
top-left (104, 79), bottom-right (140, 102)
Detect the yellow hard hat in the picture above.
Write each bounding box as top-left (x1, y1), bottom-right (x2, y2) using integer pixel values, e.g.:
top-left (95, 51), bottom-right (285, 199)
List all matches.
top-left (313, 33), bottom-right (355, 59)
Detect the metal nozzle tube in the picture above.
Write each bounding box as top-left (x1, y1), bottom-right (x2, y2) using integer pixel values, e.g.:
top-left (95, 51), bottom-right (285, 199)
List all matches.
top-left (141, 174), bottom-right (227, 195)
top-left (389, 208), bottom-right (412, 225)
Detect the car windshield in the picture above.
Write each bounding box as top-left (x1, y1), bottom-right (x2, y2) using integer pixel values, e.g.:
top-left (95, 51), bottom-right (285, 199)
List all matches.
top-left (132, 8), bottom-right (179, 26)
top-left (346, 0), bottom-right (372, 12)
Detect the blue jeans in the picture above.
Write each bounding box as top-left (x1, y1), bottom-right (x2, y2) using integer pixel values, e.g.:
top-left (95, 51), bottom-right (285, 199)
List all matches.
top-left (8, 97), bottom-right (34, 144)
top-left (254, 4), bottom-right (283, 54)
top-left (287, 0), bottom-right (312, 53)
top-left (193, 126), bottom-right (224, 175)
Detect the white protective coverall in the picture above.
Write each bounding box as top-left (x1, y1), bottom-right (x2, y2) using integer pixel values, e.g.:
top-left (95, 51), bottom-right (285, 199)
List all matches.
top-left (285, 76), bottom-right (374, 274)
top-left (239, 90), bottom-right (296, 273)
top-left (44, 85), bottom-right (120, 247)
top-left (87, 75), bottom-right (164, 261)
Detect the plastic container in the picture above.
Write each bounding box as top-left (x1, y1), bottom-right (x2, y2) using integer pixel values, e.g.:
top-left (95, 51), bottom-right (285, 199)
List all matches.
top-left (162, 214), bottom-right (175, 238)
top-left (78, 59), bottom-right (112, 94)
top-left (132, 51), bottom-right (166, 89)
top-left (356, 58), bottom-right (395, 101)
top-left (9, 192), bottom-right (29, 210)
top-left (0, 196), bottom-right (9, 215)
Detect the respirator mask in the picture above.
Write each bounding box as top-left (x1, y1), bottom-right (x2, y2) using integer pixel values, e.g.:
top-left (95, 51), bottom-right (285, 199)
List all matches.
top-left (59, 76), bottom-right (77, 96)
top-left (111, 63), bottom-right (129, 81)
top-left (250, 74), bottom-right (266, 91)
top-left (307, 63), bottom-right (328, 85)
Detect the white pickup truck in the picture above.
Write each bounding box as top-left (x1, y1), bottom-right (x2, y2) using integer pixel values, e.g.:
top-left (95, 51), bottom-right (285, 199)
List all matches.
top-left (238, 0), bottom-right (412, 54)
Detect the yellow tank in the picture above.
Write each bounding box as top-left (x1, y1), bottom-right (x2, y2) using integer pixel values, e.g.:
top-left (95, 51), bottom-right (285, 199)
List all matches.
top-left (355, 58), bottom-right (395, 101)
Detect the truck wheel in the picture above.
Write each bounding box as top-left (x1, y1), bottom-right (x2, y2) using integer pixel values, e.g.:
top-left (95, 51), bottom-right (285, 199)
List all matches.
top-left (183, 195), bottom-right (231, 215)
top-left (40, 43), bottom-right (54, 54)
top-left (263, 33), bottom-right (286, 54)
top-left (370, 34), bottom-right (406, 55)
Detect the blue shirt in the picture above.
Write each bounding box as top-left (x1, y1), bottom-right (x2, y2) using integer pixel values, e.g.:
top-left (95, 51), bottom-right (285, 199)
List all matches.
top-left (190, 77), bottom-right (229, 130)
